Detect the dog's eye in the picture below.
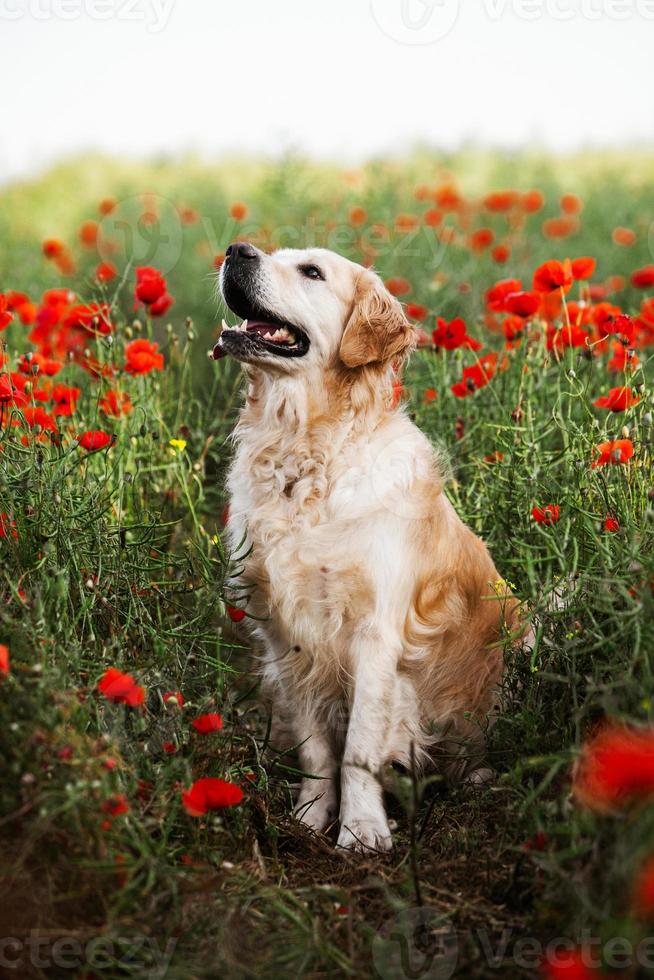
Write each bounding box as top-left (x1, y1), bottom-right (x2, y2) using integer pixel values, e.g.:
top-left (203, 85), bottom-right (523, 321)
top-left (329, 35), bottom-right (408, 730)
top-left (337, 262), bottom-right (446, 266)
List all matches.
top-left (299, 265), bottom-right (325, 281)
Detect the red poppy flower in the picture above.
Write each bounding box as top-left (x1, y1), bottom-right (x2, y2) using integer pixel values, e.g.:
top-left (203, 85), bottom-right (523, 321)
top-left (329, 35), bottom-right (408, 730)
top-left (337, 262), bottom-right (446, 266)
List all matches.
top-left (483, 190), bottom-right (518, 212)
top-left (77, 431), bottom-right (114, 452)
top-left (532, 504), bottom-right (560, 526)
top-left (612, 227), bottom-right (636, 246)
top-left (573, 724), bottom-right (654, 811)
top-left (0, 295), bottom-right (13, 331)
top-left (96, 261), bottom-right (118, 283)
top-left (502, 316), bottom-right (525, 342)
top-left (433, 317), bottom-right (481, 351)
top-left (451, 354), bottom-right (498, 398)
top-left (0, 514), bottom-right (18, 540)
top-left (124, 339), bottom-right (164, 375)
top-left (6, 292), bottom-right (36, 325)
top-left (570, 257), bottom-right (596, 281)
top-left (491, 244), bottom-right (510, 264)
top-left (98, 667), bottom-right (145, 707)
top-left (78, 220), bottom-right (99, 248)
top-left (0, 644), bottom-right (9, 676)
top-left (149, 292), bottom-right (174, 318)
top-left (504, 291), bottom-right (540, 318)
top-left (541, 949), bottom-right (597, 979)
top-left (227, 606), bottom-right (246, 623)
top-left (135, 267), bottom-right (167, 305)
top-left (192, 712), bottom-right (224, 734)
top-left (603, 515), bottom-right (620, 533)
top-left (486, 278), bottom-right (523, 312)
top-left (0, 374), bottom-right (27, 407)
top-left (42, 238), bottom-right (65, 259)
top-left (19, 406), bottom-right (58, 433)
top-left (632, 855), bottom-right (654, 920)
top-left (591, 438), bottom-right (634, 468)
top-left (163, 690), bottom-right (185, 707)
top-left (483, 451), bottom-right (505, 464)
top-left (423, 388), bottom-right (437, 403)
top-left (349, 206), bottom-right (367, 226)
top-left (521, 190), bottom-right (545, 213)
top-left (64, 302), bottom-right (113, 336)
top-left (405, 303), bottom-right (428, 321)
top-left (600, 313), bottom-right (634, 345)
top-left (593, 387), bottom-right (639, 412)
top-left (102, 794), bottom-right (129, 817)
top-left (560, 193), bottom-right (583, 215)
top-left (631, 265), bottom-right (654, 289)
top-left (98, 197), bottom-right (117, 215)
top-left (542, 217), bottom-right (578, 239)
top-left (182, 777), bottom-right (244, 816)
top-left (608, 342), bottom-right (639, 373)
top-left (533, 259), bottom-right (573, 293)
top-left (99, 390), bottom-right (132, 418)
top-left (469, 228), bottom-right (494, 252)
top-left (230, 202), bottom-right (248, 221)
top-left (420, 208), bottom-right (440, 229)
top-left (51, 383), bottom-right (81, 417)
top-left (385, 277), bottom-right (411, 297)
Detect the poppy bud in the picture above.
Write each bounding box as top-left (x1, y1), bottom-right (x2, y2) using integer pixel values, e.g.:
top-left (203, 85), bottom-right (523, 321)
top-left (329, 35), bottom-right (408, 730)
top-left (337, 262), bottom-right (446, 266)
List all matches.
top-left (567, 369), bottom-right (576, 379)
top-left (124, 327), bottom-right (134, 339)
top-left (139, 424), bottom-right (147, 437)
top-left (622, 426), bottom-right (630, 439)
top-left (132, 319), bottom-right (142, 332)
top-left (643, 413), bottom-right (652, 427)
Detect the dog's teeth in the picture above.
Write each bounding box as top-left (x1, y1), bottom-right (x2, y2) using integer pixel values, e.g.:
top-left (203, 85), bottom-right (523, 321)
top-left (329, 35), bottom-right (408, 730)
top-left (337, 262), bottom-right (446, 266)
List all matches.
top-left (287, 332), bottom-right (296, 345)
top-left (240, 320), bottom-right (248, 332)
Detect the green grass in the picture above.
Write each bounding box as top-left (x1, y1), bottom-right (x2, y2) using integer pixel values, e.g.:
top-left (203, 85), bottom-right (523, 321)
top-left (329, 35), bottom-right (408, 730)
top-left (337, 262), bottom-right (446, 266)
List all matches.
top-left (0, 149), bottom-right (653, 979)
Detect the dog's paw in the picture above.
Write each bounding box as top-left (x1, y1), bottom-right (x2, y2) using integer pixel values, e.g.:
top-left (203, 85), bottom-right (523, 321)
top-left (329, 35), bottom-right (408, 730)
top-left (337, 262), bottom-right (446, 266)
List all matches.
top-left (336, 815), bottom-right (393, 853)
top-left (294, 787), bottom-right (338, 833)
top-left (463, 766), bottom-right (495, 791)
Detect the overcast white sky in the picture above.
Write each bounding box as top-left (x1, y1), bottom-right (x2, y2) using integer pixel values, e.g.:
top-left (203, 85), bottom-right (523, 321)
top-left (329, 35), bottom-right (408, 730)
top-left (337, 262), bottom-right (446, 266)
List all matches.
top-left (1, 0), bottom-right (653, 182)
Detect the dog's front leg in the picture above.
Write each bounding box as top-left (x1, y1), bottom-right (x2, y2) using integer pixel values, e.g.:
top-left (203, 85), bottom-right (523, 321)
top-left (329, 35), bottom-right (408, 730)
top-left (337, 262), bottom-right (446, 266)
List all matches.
top-left (337, 626), bottom-right (397, 853)
top-left (294, 702), bottom-right (338, 833)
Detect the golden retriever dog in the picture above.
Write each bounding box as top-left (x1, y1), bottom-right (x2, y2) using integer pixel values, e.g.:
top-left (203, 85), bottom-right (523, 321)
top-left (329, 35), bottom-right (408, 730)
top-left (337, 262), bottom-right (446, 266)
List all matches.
top-left (212, 242), bottom-right (522, 852)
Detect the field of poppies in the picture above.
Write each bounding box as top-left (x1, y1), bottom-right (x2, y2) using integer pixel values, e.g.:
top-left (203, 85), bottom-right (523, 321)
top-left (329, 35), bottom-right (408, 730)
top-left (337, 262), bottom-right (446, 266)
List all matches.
top-left (0, 149), bottom-right (653, 979)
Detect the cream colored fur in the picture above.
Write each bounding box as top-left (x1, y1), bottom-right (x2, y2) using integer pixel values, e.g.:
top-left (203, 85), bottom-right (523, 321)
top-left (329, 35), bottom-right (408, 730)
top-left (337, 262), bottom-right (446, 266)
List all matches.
top-left (220, 247), bottom-right (521, 852)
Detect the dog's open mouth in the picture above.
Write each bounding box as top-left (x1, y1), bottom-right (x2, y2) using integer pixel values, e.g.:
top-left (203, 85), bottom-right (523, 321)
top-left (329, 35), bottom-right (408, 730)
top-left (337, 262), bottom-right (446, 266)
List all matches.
top-left (211, 308), bottom-right (310, 361)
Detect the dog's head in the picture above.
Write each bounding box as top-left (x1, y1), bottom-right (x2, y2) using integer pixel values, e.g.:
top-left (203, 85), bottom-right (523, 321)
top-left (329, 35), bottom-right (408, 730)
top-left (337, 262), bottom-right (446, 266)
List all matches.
top-left (214, 244), bottom-right (416, 374)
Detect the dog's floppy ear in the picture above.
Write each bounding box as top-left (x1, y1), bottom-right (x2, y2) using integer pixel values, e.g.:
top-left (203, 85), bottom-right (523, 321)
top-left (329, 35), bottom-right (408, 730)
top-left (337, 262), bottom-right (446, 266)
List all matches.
top-left (339, 271), bottom-right (416, 368)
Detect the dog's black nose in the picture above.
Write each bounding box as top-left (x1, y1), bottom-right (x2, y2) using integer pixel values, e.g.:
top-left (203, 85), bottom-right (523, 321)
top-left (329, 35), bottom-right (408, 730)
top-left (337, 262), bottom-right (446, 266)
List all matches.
top-left (226, 241), bottom-right (259, 260)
